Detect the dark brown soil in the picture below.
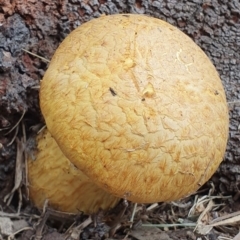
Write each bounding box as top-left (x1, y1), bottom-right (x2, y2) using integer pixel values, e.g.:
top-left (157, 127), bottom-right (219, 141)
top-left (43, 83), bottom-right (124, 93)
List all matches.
top-left (0, 0), bottom-right (240, 239)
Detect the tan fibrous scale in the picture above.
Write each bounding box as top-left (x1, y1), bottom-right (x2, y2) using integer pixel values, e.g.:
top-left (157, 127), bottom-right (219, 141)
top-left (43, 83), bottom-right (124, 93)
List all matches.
top-left (28, 129), bottom-right (119, 213)
top-left (40, 14), bottom-right (229, 203)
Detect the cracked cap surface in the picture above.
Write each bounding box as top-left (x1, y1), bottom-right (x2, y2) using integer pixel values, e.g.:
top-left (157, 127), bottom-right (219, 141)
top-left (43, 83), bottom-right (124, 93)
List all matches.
top-left (40, 14), bottom-right (229, 203)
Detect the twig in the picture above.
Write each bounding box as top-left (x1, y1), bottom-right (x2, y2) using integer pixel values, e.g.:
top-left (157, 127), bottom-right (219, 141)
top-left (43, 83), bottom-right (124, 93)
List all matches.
top-left (34, 200), bottom-right (49, 240)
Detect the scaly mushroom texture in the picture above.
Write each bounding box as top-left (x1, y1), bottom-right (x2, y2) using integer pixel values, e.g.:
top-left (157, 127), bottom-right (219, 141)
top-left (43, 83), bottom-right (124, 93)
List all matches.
top-left (28, 128), bottom-right (119, 214)
top-left (40, 14), bottom-right (229, 203)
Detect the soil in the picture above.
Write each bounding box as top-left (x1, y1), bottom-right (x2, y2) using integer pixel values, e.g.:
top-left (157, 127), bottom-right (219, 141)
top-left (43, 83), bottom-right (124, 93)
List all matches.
top-left (0, 0), bottom-right (240, 239)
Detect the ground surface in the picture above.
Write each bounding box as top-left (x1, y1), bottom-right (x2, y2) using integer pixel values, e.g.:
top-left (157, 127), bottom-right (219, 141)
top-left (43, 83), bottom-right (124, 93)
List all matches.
top-left (0, 0), bottom-right (240, 239)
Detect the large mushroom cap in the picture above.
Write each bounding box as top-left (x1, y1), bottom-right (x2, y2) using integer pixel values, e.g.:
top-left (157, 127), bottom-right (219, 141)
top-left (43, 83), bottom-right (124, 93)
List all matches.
top-left (40, 14), bottom-right (229, 203)
top-left (28, 129), bottom-right (119, 214)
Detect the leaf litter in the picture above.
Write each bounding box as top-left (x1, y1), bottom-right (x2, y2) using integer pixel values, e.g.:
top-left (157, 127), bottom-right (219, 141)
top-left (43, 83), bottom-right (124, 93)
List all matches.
top-left (0, 53), bottom-right (240, 240)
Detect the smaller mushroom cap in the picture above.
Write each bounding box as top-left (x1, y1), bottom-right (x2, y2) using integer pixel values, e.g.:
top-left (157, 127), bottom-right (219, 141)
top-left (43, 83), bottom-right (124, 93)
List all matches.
top-left (28, 128), bottom-right (119, 214)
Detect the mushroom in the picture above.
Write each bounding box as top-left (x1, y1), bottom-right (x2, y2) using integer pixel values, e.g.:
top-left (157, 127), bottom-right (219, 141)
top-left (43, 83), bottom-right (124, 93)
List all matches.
top-left (28, 128), bottom-right (119, 214)
top-left (40, 14), bottom-right (229, 203)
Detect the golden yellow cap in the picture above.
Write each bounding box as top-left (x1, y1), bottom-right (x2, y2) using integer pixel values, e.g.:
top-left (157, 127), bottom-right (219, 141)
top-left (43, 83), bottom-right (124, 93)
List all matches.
top-left (40, 14), bottom-right (228, 203)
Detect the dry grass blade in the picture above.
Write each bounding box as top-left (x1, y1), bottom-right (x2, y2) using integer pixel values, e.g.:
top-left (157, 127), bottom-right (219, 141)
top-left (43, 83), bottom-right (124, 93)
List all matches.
top-left (47, 209), bottom-right (77, 221)
top-left (188, 194), bottom-right (231, 218)
top-left (30, 85), bottom-right (40, 89)
top-left (194, 199), bottom-right (214, 234)
top-left (171, 201), bottom-right (192, 209)
top-left (210, 211), bottom-right (240, 225)
top-left (146, 203), bottom-right (158, 211)
top-left (0, 212), bottom-right (20, 218)
top-left (228, 101), bottom-right (240, 105)
top-left (196, 200), bottom-right (214, 225)
top-left (208, 213), bottom-right (240, 227)
top-left (141, 222), bottom-right (197, 228)
top-left (218, 237), bottom-right (235, 240)
top-left (130, 203), bottom-right (138, 223)
top-left (0, 211), bottom-right (39, 219)
top-left (22, 121), bottom-right (29, 201)
top-left (4, 110), bottom-right (25, 136)
top-left (7, 125), bottom-right (19, 146)
top-left (22, 49), bottom-right (50, 63)
top-left (4, 138), bottom-right (25, 205)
